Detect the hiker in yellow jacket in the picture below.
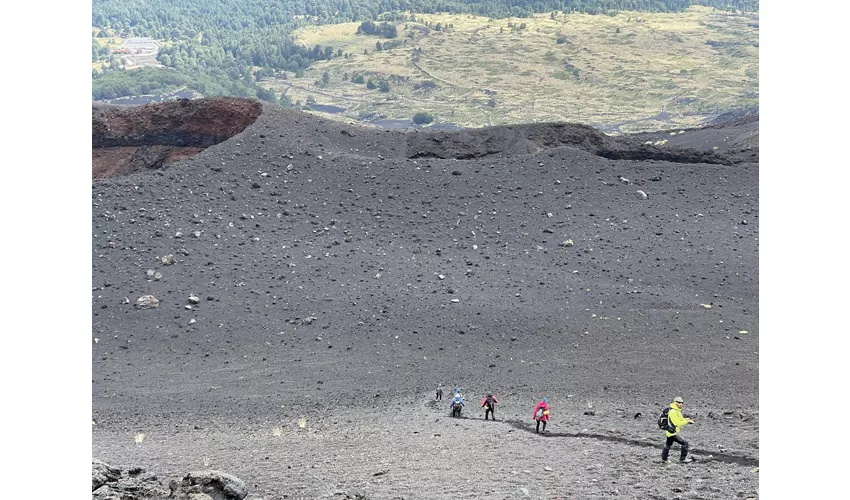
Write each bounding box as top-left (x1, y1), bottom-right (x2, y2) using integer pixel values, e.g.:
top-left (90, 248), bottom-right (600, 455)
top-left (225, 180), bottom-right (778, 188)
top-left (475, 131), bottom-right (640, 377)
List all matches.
top-left (662, 396), bottom-right (695, 463)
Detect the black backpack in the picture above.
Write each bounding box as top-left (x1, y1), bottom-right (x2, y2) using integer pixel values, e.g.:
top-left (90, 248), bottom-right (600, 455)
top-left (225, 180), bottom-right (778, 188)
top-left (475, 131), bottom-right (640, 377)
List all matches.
top-left (657, 407), bottom-right (674, 432)
top-left (485, 396), bottom-right (495, 408)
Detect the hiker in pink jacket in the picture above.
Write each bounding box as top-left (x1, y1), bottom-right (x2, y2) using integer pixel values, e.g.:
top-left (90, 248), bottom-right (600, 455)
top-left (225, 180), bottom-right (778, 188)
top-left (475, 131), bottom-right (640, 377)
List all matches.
top-left (481, 393), bottom-right (499, 421)
top-left (532, 398), bottom-right (550, 433)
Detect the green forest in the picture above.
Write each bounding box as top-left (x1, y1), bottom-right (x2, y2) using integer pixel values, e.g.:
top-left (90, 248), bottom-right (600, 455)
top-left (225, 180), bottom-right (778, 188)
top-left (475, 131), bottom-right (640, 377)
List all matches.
top-left (92, 0), bottom-right (759, 102)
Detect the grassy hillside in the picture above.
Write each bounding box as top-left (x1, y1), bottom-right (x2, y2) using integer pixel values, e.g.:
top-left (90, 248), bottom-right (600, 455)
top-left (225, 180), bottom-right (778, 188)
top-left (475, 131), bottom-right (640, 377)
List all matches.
top-left (268, 6), bottom-right (758, 132)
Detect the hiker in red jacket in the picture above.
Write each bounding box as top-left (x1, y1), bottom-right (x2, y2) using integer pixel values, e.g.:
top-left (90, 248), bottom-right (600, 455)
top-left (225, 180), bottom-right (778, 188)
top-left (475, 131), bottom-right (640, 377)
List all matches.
top-left (532, 398), bottom-right (550, 433)
top-left (481, 393), bottom-right (499, 420)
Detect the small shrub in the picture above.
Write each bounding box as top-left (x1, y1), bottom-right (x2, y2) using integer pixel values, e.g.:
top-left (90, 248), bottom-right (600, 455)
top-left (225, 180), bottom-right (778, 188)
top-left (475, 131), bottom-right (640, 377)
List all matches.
top-left (415, 80), bottom-right (436, 90)
top-left (412, 112), bottom-right (434, 124)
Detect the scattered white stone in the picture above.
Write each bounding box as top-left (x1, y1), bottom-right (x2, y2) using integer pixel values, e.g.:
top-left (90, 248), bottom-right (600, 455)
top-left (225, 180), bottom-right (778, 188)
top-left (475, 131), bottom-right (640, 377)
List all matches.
top-left (146, 269), bottom-right (155, 278)
top-left (175, 231), bottom-right (183, 238)
top-left (544, 466), bottom-right (553, 472)
top-left (189, 294), bottom-right (200, 304)
top-left (451, 299), bottom-right (460, 303)
top-left (192, 231), bottom-right (202, 238)
top-left (185, 305), bottom-right (193, 309)
top-left (635, 190), bottom-right (648, 200)
top-left (189, 318), bottom-right (196, 324)
top-left (135, 295), bottom-right (160, 309)
top-left (438, 274), bottom-right (446, 280)
top-left (562, 239), bottom-right (574, 248)
top-left (154, 272), bottom-right (162, 280)
top-left (618, 176), bottom-right (630, 185)
top-left (161, 255), bottom-right (175, 265)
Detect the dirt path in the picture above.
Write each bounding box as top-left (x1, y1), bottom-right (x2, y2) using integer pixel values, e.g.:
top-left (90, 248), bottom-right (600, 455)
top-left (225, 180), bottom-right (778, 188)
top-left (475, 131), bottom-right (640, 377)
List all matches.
top-left (423, 397), bottom-right (759, 467)
top-left (94, 391), bottom-right (759, 499)
top-left (275, 80), bottom-right (373, 104)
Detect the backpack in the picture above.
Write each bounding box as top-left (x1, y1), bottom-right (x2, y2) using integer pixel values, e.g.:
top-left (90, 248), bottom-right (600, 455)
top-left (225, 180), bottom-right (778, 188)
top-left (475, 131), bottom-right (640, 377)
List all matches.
top-left (485, 396), bottom-right (495, 408)
top-left (657, 407), bottom-right (674, 432)
top-left (535, 407), bottom-right (544, 419)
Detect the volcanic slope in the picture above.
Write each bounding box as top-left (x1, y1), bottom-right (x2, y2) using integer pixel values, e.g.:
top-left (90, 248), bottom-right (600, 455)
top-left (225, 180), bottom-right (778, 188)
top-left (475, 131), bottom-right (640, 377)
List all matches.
top-left (92, 102), bottom-right (759, 499)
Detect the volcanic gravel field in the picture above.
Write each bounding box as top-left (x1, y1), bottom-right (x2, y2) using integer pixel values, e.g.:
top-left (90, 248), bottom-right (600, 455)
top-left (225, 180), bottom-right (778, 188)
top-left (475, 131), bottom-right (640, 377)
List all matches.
top-left (92, 99), bottom-right (759, 499)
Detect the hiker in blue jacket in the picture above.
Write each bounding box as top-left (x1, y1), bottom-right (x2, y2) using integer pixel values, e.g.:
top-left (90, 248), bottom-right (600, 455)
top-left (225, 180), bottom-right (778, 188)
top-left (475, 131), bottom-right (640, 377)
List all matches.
top-left (450, 392), bottom-right (465, 408)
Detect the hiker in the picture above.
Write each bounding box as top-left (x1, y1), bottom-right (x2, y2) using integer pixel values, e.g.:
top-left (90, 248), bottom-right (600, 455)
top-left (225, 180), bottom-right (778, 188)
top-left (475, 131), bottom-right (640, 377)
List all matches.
top-left (436, 385), bottom-right (443, 401)
top-left (481, 393), bottom-right (499, 420)
top-left (454, 387), bottom-right (464, 399)
top-left (661, 396), bottom-right (695, 463)
top-left (450, 392), bottom-right (465, 417)
top-left (532, 398), bottom-right (550, 433)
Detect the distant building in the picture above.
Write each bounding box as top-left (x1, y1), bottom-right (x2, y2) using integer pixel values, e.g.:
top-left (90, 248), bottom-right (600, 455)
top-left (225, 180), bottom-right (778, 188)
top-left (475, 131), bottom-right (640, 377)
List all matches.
top-left (119, 37), bottom-right (160, 68)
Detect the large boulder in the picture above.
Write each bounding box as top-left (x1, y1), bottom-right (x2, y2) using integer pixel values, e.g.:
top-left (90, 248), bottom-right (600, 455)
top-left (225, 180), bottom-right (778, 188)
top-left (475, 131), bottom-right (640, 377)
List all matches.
top-left (92, 464), bottom-right (169, 499)
top-left (180, 471), bottom-right (248, 500)
top-left (92, 459), bottom-right (121, 491)
top-left (91, 460), bottom-right (250, 500)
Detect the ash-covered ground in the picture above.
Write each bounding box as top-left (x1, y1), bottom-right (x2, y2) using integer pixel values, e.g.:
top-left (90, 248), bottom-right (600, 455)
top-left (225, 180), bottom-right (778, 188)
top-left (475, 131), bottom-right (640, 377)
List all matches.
top-left (92, 99), bottom-right (758, 499)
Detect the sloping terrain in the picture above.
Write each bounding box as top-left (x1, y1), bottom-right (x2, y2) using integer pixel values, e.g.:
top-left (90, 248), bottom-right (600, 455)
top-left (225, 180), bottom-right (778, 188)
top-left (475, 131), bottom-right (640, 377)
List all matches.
top-left (92, 98), bottom-right (758, 499)
top-left (282, 7), bottom-right (758, 131)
